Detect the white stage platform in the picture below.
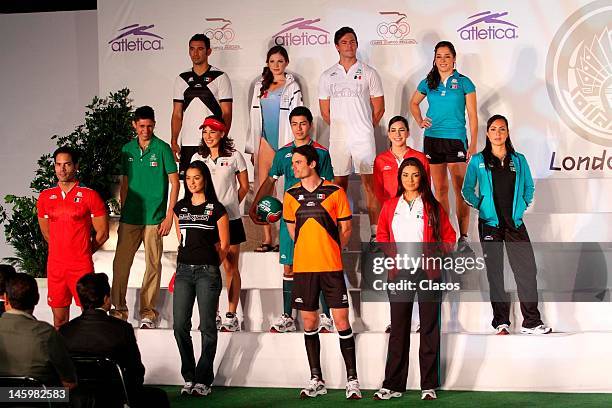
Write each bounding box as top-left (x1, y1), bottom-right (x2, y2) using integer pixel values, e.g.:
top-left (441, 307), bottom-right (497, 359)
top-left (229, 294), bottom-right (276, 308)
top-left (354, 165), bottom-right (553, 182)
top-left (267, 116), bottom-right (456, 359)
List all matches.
top-left (138, 330), bottom-right (612, 392)
top-left (28, 213), bottom-right (612, 392)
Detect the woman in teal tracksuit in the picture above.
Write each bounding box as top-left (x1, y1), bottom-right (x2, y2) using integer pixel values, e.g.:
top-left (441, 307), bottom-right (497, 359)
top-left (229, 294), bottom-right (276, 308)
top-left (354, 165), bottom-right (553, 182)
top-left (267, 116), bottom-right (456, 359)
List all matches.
top-left (462, 114), bottom-right (551, 335)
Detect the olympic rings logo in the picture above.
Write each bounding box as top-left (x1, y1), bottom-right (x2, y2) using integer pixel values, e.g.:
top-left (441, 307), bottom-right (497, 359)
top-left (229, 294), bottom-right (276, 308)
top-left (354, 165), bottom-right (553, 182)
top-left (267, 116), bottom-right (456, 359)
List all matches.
top-left (205, 26), bottom-right (235, 44)
top-left (376, 21), bottom-right (410, 40)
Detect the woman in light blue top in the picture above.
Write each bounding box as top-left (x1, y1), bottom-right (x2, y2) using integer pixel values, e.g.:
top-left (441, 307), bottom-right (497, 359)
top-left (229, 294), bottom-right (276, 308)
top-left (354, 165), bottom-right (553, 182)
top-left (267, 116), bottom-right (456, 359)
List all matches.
top-left (410, 41), bottom-right (477, 249)
top-left (247, 45), bottom-right (303, 252)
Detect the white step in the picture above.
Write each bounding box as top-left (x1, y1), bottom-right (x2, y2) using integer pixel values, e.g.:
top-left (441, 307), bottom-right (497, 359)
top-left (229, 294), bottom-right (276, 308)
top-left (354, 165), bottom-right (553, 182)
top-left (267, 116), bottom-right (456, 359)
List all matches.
top-left (136, 330), bottom-right (612, 392)
top-left (32, 285), bottom-right (612, 334)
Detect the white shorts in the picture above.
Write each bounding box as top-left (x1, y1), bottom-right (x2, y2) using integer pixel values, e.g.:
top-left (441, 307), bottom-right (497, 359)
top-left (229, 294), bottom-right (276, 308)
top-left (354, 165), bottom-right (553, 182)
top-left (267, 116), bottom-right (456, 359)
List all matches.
top-left (329, 136), bottom-right (375, 176)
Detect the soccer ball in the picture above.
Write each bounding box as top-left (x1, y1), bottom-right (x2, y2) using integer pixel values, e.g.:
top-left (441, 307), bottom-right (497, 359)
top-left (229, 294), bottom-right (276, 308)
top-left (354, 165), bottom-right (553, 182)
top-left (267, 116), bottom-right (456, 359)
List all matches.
top-left (256, 196), bottom-right (283, 223)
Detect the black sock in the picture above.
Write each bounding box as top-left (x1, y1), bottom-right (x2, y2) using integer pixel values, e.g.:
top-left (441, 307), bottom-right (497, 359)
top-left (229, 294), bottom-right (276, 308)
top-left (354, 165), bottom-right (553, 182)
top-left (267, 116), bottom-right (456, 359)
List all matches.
top-left (338, 328), bottom-right (357, 381)
top-left (304, 329), bottom-right (322, 380)
top-left (282, 278), bottom-right (293, 316)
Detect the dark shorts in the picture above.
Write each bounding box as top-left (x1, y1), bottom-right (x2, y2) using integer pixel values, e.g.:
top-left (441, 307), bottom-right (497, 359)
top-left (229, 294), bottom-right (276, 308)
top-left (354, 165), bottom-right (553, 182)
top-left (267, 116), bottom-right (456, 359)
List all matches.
top-left (179, 146), bottom-right (200, 179)
top-left (424, 137), bottom-right (467, 164)
top-left (229, 218), bottom-right (247, 246)
top-left (292, 271), bottom-right (349, 311)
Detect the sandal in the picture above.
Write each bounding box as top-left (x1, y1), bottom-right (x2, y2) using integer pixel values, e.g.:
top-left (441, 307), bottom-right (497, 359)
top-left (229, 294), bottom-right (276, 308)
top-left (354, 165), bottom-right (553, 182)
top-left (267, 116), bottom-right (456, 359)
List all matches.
top-left (255, 243), bottom-right (274, 253)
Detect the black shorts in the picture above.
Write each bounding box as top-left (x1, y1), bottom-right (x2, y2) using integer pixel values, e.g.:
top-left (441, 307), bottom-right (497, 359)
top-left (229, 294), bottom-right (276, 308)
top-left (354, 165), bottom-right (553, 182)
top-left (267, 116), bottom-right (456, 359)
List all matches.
top-left (229, 218), bottom-right (247, 246)
top-left (424, 137), bottom-right (467, 164)
top-left (292, 271), bottom-right (349, 311)
top-left (179, 146), bottom-right (200, 179)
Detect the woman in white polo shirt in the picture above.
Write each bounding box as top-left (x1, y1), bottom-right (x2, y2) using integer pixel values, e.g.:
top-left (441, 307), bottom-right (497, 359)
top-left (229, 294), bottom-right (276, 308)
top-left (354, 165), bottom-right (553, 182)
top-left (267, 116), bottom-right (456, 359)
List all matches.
top-left (375, 157), bottom-right (456, 401)
top-left (191, 116), bottom-right (248, 332)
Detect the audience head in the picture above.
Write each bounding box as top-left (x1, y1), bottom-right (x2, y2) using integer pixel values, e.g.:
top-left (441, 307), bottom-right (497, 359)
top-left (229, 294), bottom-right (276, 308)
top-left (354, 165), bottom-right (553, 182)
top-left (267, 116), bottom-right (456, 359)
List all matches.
top-left (76, 273), bottom-right (111, 311)
top-left (5, 273), bottom-right (39, 312)
top-left (0, 264), bottom-right (17, 297)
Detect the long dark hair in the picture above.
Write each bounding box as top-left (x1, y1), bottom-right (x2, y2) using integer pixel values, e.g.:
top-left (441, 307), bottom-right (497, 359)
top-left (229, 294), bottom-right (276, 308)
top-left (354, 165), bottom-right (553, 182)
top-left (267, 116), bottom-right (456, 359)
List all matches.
top-left (396, 157), bottom-right (442, 242)
top-left (198, 115), bottom-right (236, 158)
top-left (426, 41), bottom-right (456, 90)
top-left (482, 114), bottom-right (515, 164)
top-left (186, 160), bottom-right (218, 203)
top-left (259, 45), bottom-right (289, 98)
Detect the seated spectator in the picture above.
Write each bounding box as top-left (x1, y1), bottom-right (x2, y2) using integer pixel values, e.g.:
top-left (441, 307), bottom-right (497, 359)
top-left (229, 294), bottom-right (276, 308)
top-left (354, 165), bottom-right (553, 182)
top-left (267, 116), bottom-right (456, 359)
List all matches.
top-left (0, 265), bottom-right (17, 316)
top-left (59, 273), bottom-right (169, 407)
top-left (0, 273), bottom-right (77, 388)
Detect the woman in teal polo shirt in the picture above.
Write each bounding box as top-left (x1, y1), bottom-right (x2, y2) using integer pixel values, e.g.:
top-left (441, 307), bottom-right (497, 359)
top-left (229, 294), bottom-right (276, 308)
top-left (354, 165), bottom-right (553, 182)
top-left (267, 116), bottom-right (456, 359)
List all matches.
top-left (462, 114), bottom-right (551, 335)
top-left (410, 41), bottom-right (477, 249)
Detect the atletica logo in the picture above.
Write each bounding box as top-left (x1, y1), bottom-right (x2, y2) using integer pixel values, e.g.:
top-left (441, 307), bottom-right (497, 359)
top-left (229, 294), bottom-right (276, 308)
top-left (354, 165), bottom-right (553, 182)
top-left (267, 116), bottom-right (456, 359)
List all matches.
top-left (546, 0), bottom-right (612, 147)
top-left (457, 11), bottom-right (518, 40)
top-left (272, 17), bottom-right (330, 47)
top-left (205, 18), bottom-right (241, 51)
top-left (370, 11), bottom-right (417, 46)
top-left (108, 24), bottom-right (164, 52)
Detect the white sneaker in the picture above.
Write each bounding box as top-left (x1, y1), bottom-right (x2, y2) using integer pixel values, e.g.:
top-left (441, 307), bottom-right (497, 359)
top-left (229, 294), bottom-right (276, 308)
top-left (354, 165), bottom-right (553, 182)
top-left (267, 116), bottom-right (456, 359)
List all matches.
top-left (319, 313), bottom-right (334, 333)
top-left (216, 312), bottom-right (221, 331)
top-left (421, 389), bottom-right (437, 400)
top-left (300, 378), bottom-right (327, 399)
top-left (270, 314), bottom-right (296, 333)
top-left (139, 317), bottom-right (156, 329)
top-left (191, 383), bottom-right (211, 397)
top-left (220, 313), bottom-right (240, 332)
top-left (345, 379), bottom-right (362, 400)
top-left (373, 387), bottom-right (402, 400)
top-left (495, 324), bottom-right (510, 335)
top-left (180, 382), bottom-right (193, 396)
top-left (521, 324), bottom-right (552, 335)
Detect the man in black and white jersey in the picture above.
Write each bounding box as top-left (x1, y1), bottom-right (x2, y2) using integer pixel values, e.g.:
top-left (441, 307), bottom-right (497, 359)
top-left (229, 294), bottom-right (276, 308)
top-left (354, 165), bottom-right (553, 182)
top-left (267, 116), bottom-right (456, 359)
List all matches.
top-left (171, 33), bottom-right (233, 179)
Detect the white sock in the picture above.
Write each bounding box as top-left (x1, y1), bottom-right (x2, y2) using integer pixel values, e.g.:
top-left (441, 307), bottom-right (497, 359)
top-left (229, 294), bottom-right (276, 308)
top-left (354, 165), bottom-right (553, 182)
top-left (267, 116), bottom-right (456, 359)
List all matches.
top-left (370, 225), bottom-right (377, 236)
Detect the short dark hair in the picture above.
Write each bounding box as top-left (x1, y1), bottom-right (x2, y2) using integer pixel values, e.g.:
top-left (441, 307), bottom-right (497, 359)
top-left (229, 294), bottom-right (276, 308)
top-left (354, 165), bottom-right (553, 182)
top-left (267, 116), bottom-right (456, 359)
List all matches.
top-left (334, 27), bottom-right (358, 45)
top-left (53, 146), bottom-right (80, 165)
top-left (6, 273), bottom-right (39, 311)
top-left (189, 33), bottom-right (210, 50)
top-left (0, 265), bottom-right (17, 296)
top-left (292, 144), bottom-right (319, 175)
top-left (289, 106), bottom-right (313, 124)
top-left (76, 273), bottom-right (110, 310)
top-left (134, 106), bottom-right (155, 122)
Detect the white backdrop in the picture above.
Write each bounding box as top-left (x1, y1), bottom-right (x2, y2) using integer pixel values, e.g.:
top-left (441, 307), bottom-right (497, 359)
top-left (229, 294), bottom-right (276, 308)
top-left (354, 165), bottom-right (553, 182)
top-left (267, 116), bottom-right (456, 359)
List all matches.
top-left (98, 0), bottom-right (612, 177)
top-left (0, 10), bottom-right (99, 260)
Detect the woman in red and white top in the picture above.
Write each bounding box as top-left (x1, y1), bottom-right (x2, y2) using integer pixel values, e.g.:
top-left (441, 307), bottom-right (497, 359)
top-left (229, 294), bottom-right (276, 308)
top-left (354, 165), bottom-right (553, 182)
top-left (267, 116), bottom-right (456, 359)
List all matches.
top-left (374, 157), bottom-right (455, 402)
top-left (374, 116), bottom-right (430, 207)
top-left (191, 116), bottom-right (249, 332)
top-left (373, 115), bottom-right (430, 333)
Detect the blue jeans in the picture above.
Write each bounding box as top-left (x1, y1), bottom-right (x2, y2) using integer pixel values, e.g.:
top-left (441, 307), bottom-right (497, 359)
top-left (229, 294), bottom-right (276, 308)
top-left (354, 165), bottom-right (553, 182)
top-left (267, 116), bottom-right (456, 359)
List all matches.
top-left (173, 263), bottom-right (222, 385)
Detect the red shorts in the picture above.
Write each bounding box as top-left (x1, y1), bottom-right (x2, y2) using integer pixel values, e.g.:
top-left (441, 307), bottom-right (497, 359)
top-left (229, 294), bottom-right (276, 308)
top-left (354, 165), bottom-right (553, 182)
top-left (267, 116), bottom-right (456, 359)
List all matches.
top-left (46, 264), bottom-right (92, 308)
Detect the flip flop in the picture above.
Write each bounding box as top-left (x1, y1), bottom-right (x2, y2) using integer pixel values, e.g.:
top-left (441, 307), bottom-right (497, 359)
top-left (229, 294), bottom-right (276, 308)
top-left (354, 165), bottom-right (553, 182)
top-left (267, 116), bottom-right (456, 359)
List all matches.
top-left (254, 243), bottom-right (274, 253)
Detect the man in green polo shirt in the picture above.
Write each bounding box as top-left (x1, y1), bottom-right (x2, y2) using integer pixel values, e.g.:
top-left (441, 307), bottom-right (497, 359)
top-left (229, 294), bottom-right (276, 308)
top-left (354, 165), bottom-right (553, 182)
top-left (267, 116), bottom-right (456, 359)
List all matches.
top-left (111, 106), bottom-right (179, 329)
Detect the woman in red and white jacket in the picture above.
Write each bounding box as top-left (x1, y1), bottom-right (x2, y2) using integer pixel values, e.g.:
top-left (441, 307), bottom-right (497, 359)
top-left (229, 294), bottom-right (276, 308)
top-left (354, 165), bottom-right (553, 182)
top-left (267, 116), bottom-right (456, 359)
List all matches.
top-left (374, 157), bottom-right (455, 402)
top-left (374, 116), bottom-right (431, 334)
top-left (373, 116), bottom-right (430, 206)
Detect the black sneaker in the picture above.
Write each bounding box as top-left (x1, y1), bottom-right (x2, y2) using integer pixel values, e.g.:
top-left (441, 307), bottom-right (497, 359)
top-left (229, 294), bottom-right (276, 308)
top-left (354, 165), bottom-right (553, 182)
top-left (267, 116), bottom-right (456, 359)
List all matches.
top-left (457, 235), bottom-right (475, 256)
